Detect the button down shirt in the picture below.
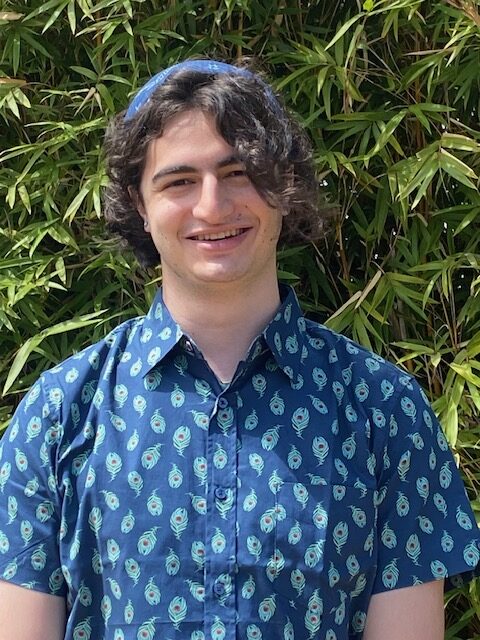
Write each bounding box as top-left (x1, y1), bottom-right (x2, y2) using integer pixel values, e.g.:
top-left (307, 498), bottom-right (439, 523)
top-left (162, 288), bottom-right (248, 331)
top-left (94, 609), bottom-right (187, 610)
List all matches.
top-left (0, 286), bottom-right (478, 640)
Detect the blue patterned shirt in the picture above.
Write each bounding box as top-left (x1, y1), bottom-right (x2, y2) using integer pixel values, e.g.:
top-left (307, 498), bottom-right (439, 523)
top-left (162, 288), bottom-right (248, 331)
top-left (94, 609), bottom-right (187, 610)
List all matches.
top-left (0, 286), bottom-right (478, 640)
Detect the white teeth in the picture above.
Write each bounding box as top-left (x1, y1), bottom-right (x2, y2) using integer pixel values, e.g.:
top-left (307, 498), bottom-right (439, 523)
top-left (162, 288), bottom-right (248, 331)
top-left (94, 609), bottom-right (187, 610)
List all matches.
top-left (195, 229), bottom-right (244, 241)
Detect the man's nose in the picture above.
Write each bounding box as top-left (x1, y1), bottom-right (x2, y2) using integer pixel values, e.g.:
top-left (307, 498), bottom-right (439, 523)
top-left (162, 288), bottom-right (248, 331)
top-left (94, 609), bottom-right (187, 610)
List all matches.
top-left (192, 175), bottom-right (234, 220)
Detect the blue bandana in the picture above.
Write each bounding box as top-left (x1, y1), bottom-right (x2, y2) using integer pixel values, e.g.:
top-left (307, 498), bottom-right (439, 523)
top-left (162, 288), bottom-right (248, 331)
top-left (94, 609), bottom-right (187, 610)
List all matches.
top-left (125, 59), bottom-right (278, 120)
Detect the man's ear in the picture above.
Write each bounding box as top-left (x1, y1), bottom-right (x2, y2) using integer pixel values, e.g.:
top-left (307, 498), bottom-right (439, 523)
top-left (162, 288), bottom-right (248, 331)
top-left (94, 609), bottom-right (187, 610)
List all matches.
top-left (128, 186), bottom-right (149, 231)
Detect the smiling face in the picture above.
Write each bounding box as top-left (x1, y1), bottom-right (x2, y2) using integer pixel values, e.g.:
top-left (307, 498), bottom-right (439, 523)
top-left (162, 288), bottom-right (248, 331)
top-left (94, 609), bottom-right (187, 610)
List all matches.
top-left (137, 109), bottom-right (282, 297)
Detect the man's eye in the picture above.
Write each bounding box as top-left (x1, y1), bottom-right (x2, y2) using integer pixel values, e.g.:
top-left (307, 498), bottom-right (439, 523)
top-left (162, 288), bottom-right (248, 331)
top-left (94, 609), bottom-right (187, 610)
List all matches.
top-left (226, 169), bottom-right (247, 178)
top-left (165, 178), bottom-right (192, 188)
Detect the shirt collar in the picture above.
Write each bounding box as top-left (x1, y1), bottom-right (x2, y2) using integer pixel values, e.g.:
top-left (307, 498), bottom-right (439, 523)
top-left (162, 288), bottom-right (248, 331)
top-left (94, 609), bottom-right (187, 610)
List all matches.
top-left (137, 285), bottom-right (308, 382)
top-left (137, 288), bottom-right (185, 378)
top-left (262, 284), bottom-right (308, 384)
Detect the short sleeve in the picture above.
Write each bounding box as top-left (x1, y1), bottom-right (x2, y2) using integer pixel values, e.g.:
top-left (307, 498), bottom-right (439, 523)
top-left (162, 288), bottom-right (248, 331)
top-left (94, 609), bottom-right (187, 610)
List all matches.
top-left (0, 375), bottom-right (66, 596)
top-left (372, 376), bottom-right (479, 593)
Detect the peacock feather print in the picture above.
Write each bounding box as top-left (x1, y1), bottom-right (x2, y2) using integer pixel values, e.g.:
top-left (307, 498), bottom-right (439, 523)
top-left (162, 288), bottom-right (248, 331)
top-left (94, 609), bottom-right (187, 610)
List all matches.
top-left (241, 575), bottom-right (256, 599)
top-left (137, 527), bottom-right (159, 555)
top-left (173, 426), bottom-right (191, 456)
top-left (106, 538), bottom-right (120, 568)
top-left (312, 436), bottom-right (329, 466)
top-left (170, 508), bottom-right (188, 540)
top-left (105, 452), bottom-right (122, 481)
top-left (124, 557), bottom-right (141, 585)
top-left (290, 568), bottom-right (305, 597)
top-left (165, 548), bottom-right (180, 576)
top-left (168, 595), bottom-right (187, 630)
top-left (291, 407), bottom-right (309, 438)
top-left (244, 409), bottom-right (259, 431)
top-left (304, 540), bottom-right (324, 568)
top-left (333, 521), bottom-right (349, 555)
top-left (168, 463), bottom-right (183, 488)
top-left (141, 444), bottom-right (163, 470)
top-left (144, 577), bottom-right (161, 605)
top-left (258, 594), bottom-right (276, 622)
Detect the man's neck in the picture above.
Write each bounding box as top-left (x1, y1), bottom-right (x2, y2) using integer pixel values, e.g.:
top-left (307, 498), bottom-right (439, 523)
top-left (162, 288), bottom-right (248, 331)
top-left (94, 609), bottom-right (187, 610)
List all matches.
top-left (162, 276), bottom-right (281, 383)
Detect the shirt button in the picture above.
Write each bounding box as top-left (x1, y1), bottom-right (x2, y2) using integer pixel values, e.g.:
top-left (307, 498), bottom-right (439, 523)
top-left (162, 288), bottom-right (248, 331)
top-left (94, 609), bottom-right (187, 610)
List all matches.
top-left (183, 339), bottom-right (194, 353)
top-left (213, 582), bottom-right (225, 596)
top-left (214, 487), bottom-right (227, 500)
top-left (218, 397), bottom-right (228, 408)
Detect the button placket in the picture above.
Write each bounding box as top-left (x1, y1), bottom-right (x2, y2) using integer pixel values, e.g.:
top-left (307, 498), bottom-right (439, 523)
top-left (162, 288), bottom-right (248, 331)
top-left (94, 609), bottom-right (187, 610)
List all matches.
top-left (205, 394), bottom-right (237, 634)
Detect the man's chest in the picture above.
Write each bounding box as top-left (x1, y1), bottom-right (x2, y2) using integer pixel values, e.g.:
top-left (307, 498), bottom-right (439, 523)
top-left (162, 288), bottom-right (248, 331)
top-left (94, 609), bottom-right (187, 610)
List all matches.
top-left (57, 366), bottom-right (378, 638)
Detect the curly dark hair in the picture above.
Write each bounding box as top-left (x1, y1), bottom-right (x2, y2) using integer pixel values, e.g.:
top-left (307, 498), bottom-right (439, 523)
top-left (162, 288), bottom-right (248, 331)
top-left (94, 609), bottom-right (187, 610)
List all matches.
top-left (103, 60), bottom-right (324, 267)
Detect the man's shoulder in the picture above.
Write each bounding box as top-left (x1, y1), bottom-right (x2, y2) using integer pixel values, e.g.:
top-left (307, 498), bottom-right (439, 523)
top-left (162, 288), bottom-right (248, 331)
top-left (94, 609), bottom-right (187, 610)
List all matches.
top-left (302, 318), bottom-right (412, 386)
top-left (40, 314), bottom-right (146, 393)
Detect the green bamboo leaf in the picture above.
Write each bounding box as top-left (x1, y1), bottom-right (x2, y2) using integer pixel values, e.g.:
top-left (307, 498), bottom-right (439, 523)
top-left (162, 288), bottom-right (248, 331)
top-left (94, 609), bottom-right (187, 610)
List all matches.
top-left (440, 133), bottom-right (480, 152)
top-left (393, 341), bottom-right (435, 355)
top-left (123, 0), bottom-right (133, 19)
top-left (327, 291), bottom-right (362, 324)
top-left (353, 312), bottom-right (373, 349)
top-left (24, 0), bottom-right (66, 19)
top-left (449, 363), bottom-right (480, 388)
top-left (411, 171), bottom-right (437, 209)
top-left (277, 270), bottom-right (300, 281)
top-left (335, 67), bottom-right (364, 102)
top-left (63, 184), bottom-right (92, 223)
top-left (453, 206), bottom-right (480, 235)
top-left (394, 286), bottom-right (428, 319)
top-left (17, 184), bottom-right (31, 213)
top-left (70, 66), bottom-right (99, 81)
top-left (5, 92), bottom-right (20, 118)
top-left (55, 257), bottom-right (67, 285)
top-left (438, 149), bottom-right (478, 189)
top-left (17, 29), bottom-right (53, 58)
top-left (77, 0), bottom-right (93, 18)
top-left (466, 332), bottom-right (480, 359)
top-left (442, 398), bottom-right (459, 447)
top-left (325, 14), bottom-right (365, 51)
top-left (430, 353), bottom-right (441, 368)
top-left (356, 307), bottom-right (384, 345)
top-left (42, 0), bottom-right (70, 33)
top-left (3, 311), bottom-right (108, 394)
top-left (466, 382), bottom-right (480, 413)
top-left (386, 273), bottom-right (426, 285)
top-left (398, 156), bottom-right (438, 203)
top-left (316, 65), bottom-right (331, 95)
top-left (47, 225), bottom-right (80, 250)
top-left (354, 270), bottom-right (383, 308)
top-left (276, 66), bottom-right (317, 91)
top-left (67, 0), bottom-right (76, 33)
top-left (408, 104), bottom-right (431, 133)
top-left (367, 110), bottom-right (407, 157)
top-left (345, 23), bottom-right (365, 66)
top-left (96, 83), bottom-right (115, 112)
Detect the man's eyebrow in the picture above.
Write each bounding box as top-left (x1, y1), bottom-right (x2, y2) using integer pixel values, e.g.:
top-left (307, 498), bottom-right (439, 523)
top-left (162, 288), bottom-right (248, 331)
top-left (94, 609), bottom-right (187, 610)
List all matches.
top-left (151, 155), bottom-right (241, 183)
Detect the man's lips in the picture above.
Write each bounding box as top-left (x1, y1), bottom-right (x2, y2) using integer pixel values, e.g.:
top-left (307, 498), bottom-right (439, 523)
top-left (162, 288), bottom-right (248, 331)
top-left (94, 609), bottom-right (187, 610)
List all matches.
top-left (187, 228), bottom-right (250, 241)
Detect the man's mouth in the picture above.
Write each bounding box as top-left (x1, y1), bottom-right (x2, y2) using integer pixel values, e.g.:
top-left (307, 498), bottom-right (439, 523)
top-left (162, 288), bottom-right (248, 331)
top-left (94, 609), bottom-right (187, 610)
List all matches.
top-left (191, 228), bottom-right (248, 241)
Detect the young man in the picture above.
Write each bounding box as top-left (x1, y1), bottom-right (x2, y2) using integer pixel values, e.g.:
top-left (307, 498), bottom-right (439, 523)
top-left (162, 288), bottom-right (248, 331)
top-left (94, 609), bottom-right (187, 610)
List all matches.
top-left (0, 60), bottom-right (478, 640)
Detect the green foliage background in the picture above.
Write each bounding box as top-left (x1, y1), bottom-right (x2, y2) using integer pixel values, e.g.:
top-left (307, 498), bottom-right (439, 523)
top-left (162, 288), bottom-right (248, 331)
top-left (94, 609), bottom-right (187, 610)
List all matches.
top-left (0, 0), bottom-right (479, 635)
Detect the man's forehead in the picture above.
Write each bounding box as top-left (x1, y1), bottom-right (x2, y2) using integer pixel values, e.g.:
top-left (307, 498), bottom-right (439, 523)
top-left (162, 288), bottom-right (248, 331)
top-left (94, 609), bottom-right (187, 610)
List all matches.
top-left (159, 108), bottom-right (218, 138)
top-left (141, 109), bottom-right (240, 180)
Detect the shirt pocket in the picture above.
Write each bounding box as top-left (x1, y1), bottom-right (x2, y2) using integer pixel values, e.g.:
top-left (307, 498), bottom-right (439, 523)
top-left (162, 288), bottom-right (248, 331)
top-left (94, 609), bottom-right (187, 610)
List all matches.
top-left (273, 481), bottom-right (377, 609)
